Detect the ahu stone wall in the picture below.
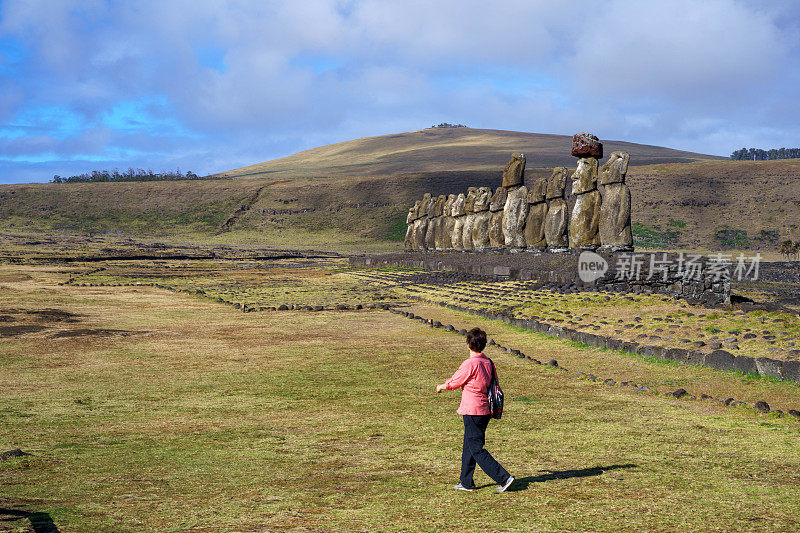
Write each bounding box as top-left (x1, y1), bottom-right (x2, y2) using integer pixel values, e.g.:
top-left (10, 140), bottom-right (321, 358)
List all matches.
top-left (405, 132), bottom-right (633, 254)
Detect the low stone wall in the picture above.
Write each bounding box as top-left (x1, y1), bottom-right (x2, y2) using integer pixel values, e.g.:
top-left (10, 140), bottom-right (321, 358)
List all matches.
top-left (351, 250), bottom-right (730, 305)
top-left (442, 303), bottom-right (800, 383)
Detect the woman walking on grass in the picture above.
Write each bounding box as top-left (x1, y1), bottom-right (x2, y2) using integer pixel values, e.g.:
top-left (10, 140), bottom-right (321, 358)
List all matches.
top-left (436, 327), bottom-right (515, 492)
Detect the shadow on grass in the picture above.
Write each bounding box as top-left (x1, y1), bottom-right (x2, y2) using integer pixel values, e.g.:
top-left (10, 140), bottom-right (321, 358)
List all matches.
top-left (505, 463), bottom-right (638, 491)
top-left (0, 507), bottom-right (60, 532)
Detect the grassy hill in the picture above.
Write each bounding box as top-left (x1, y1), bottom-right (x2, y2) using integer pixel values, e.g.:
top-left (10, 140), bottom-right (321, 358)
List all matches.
top-left (0, 128), bottom-right (797, 254)
top-left (212, 127), bottom-right (724, 179)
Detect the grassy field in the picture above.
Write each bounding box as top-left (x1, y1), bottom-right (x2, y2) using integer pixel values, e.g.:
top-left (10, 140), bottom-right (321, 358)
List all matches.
top-left (2, 263), bottom-right (800, 532)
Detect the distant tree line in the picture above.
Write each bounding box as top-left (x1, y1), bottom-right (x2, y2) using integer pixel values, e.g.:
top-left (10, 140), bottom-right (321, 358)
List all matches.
top-left (51, 168), bottom-right (202, 183)
top-left (780, 240), bottom-right (800, 261)
top-left (730, 147), bottom-right (800, 160)
top-left (432, 123), bottom-right (467, 128)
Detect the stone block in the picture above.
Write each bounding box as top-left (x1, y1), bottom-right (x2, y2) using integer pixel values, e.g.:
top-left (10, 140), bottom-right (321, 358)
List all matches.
top-left (755, 357), bottom-right (783, 379)
top-left (705, 350), bottom-right (736, 372)
top-left (733, 355), bottom-right (757, 375)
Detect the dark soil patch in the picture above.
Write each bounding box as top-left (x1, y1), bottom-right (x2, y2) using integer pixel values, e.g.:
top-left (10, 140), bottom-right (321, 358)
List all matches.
top-left (25, 308), bottom-right (80, 322)
top-left (0, 325), bottom-right (47, 337)
top-left (50, 328), bottom-right (131, 338)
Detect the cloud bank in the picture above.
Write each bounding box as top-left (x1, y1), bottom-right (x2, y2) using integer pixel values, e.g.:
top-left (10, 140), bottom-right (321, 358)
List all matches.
top-left (0, 0), bottom-right (798, 183)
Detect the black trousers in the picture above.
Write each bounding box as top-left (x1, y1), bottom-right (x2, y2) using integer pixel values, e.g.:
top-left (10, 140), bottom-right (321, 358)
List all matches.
top-left (460, 414), bottom-right (510, 487)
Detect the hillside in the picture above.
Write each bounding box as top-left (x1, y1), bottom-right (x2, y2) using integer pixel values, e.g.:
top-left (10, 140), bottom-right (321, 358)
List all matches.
top-left (1, 158), bottom-right (799, 254)
top-left (212, 127), bottom-right (724, 179)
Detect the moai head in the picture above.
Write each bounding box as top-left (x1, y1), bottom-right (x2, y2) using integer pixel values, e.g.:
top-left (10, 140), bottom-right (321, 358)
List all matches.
top-left (444, 194), bottom-right (456, 217)
top-left (599, 151), bottom-right (630, 185)
top-left (452, 193), bottom-right (467, 217)
top-left (434, 195), bottom-right (447, 217)
top-left (489, 187), bottom-right (508, 212)
top-left (502, 152), bottom-right (526, 188)
top-left (473, 187), bottom-right (492, 212)
top-left (571, 132), bottom-right (603, 159)
top-left (527, 176), bottom-right (548, 204)
top-left (418, 193), bottom-right (431, 218)
top-left (570, 157), bottom-right (598, 195)
top-left (425, 195), bottom-right (436, 218)
top-left (465, 187), bottom-right (478, 213)
top-left (546, 168), bottom-right (568, 200)
top-left (407, 205), bottom-right (415, 224)
top-left (411, 200), bottom-right (422, 220)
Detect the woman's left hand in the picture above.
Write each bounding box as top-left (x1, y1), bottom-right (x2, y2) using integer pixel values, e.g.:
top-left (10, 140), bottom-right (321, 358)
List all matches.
top-left (436, 383), bottom-right (446, 393)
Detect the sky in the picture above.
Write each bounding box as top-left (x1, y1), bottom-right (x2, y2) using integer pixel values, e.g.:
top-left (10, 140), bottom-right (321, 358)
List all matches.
top-left (1, 0), bottom-right (799, 184)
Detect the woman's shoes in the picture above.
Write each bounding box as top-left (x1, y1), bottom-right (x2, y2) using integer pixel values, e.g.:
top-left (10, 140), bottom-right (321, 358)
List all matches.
top-left (497, 476), bottom-right (515, 492)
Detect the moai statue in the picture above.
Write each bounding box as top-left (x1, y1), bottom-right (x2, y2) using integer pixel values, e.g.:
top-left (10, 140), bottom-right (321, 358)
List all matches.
top-left (524, 176), bottom-right (548, 249)
top-left (471, 187), bottom-right (492, 250)
top-left (451, 193), bottom-right (467, 250)
top-left (501, 151), bottom-right (528, 249)
top-left (502, 152), bottom-right (526, 188)
top-left (462, 187), bottom-right (478, 251)
top-left (598, 151), bottom-right (633, 251)
top-left (432, 195), bottom-right (447, 250)
top-left (424, 195), bottom-right (439, 250)
top-left (412, 194), bottom-right (430, 250)
top-left (568, 154), bottom-right (602, 249)
top-left (441, 194), bottom-right (457, 250)
top-left (544, 168), bottom-right (569, 250)
top-left (488, 187), bottom-right (508, 248)
top-left (404, 204), bottom-right (415, 251)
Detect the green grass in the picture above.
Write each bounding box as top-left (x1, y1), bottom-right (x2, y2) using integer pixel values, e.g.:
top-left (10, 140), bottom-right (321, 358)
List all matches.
top-left (2, 264), bottom-right (800, 531)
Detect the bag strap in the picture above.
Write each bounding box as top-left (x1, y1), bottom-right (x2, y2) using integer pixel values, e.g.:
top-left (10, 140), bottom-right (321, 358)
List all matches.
top-left (487, 357), bottom-right (498, 384)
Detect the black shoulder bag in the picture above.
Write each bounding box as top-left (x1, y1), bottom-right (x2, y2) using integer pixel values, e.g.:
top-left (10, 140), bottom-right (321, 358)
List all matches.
top-left (487, 358), bottom-right (504, 419)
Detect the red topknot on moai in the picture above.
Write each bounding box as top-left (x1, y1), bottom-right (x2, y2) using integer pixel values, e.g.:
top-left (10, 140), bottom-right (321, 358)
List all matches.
top-left (568, 132), bottom-right (603, 249)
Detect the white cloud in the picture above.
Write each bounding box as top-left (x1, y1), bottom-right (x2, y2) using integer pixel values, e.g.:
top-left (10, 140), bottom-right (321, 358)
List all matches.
top-left (0, 0), bottom-right (799, 181)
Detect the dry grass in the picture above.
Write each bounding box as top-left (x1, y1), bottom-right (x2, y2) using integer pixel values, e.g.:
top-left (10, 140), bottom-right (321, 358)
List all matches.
top-left (1, 264), bottom-right (800, 532)
top-left (212, 127), bottom-right (721, 179)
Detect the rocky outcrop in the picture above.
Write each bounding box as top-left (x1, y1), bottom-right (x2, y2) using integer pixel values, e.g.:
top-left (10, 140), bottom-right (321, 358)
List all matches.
top-left (524, 177), bottom-right (548, 248)
top-left (569, 157), bottom-right (601, 248)
top-left (544, 167), bottom-right (569, 249)
top-left (502, 153), bottom-right (526, 188)
top-left (488, 187), bottom-right (507, 248)
top-left (503, 185), bottom-right (529, 249)
top-left (599, 151), bottom-right (633, 251)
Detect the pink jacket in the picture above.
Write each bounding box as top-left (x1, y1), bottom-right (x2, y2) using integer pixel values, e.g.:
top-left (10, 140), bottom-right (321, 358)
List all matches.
top-left (445, 352), bottom-right (494, 415)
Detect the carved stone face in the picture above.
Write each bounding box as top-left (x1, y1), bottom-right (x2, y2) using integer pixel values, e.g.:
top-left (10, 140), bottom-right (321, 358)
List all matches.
top-left (407, 206), bottom-right (415, 224)
top-left (444, 194), bottom-right (456, 217)
top-left (465, 187), bottom-right (478, 214)
top-left (489, 187), bottom-right (508, 212)
top-left (425, 196), bottom-right (436, 218)
top-left (599, 151), bottom-right (630, 185)
top-left (527, 177), bottom-right (547, 204)
top-left (570, 157), bottom-right (598, 195)
top-left (473, 187), bottom-right (492, 212)
top-left (452, 193), bottom-right (466, 217)
top-left (502, 153), bottom-right (526, 188)
top-left (434, 195), bottom-right (447, 217)
top-left (546, 168), bottom-right (568, 200)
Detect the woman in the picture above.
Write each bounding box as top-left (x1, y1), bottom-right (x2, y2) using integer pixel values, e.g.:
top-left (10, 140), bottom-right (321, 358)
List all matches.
top-left (436, 327), bottom-right (514, 492)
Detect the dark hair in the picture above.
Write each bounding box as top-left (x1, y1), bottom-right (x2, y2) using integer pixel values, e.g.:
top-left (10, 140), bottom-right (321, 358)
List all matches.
top-left (466, 327), bottom-right (487, 352)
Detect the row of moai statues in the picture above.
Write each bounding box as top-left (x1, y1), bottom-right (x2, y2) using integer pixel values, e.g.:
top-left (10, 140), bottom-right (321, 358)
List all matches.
top-left (404, 132), bottom-right (633, 252)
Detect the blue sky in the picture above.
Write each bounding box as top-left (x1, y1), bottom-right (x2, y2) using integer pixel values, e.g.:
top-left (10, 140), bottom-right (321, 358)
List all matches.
top-left (1, 0), bottom-right (799, 183)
